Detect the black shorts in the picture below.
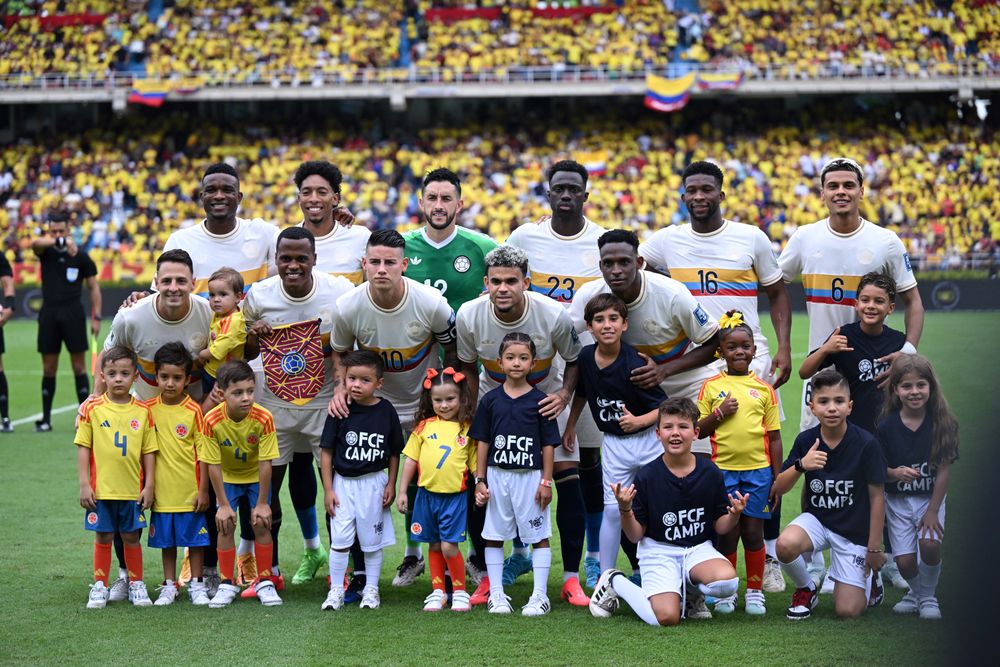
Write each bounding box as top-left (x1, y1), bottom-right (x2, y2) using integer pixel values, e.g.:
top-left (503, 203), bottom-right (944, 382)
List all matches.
top-left (0, 326), bottom-right (5, 355)
top-left (37, 302), bottom-right (88, 354)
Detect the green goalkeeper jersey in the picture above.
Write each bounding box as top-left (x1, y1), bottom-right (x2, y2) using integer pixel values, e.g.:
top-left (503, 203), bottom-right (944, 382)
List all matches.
top-left (402, 226), bottom-right (498, 313)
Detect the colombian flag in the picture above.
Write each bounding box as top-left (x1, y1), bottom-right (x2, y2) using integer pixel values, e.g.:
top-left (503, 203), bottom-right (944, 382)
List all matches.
top-left (260, 319), bottom-right (325, 406)
top-left (644, 73), bottom-right (696, 113)
top-left (127, 80), bottom-right (170, 108)
top-left (577, 150), bottom-right (608, 176)
top-left (697, 72), bottom-right (745, 91)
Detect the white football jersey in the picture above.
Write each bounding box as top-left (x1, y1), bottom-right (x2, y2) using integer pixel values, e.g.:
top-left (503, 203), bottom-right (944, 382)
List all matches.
top-left (104, 294), bottom-right (213, 401)
top-left (639, 220), bottom-right (782, 356)
top-left (332, 277), bottom-right (456, 421)
top-left (779, 218), bottom-right (917, 352)
top-left (298, 221), bottom-right (370, 285)
top-left (160, 217), bottom-right (279, 297)
top-left (241, 271), bottom-right (353, 411)
top-left (505, 217), bottom-right (604, 306)
top-left (456, 291), bottom-right (582, 396)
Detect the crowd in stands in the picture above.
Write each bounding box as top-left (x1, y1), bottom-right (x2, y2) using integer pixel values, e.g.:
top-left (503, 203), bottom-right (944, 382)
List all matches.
top-left (1, 102), bottom-right (996, 280)
top-left (1, 0), bottom-right (995, 82)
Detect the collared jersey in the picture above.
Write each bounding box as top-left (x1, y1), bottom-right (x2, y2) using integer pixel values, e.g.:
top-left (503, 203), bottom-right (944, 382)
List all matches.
top-left (300, 221), bottom-right (370, 285)
top-left (469, 386), bottom-right (560, 471)
top-left (201, 403), bottom-right (279, 484)
top-left (505, 217), bottom-right (604, 305)
top-left (332, 277), bottom-right (456, 420)
top-left (403, 226), bottom-right (498, 312)
top-left (104, 294), bottom-right (213, 400)
top-left (633, 456), bottom-right (728, 547)
top-left (402, 417), bottom-right (476, 493)
top-left (204, 309), bottom-right (247, 379)
top-left (697, 371), bottom-right (780, 470)
top-left (146, 395), bottom-right (207, 512)
top-left (456, 291), bottom-right (581, 396)
top-left (576, 342), bottom-right (666, 436)
top-left (241, 271), bottom-right (353, 411)
top-left (639, 220), bottom-right (782, 356)
top-left (75, 395), bottom-right (158, 501)
top-left (319, 399), bottom-right (404, 477)
top-left (778, 218), bottom-right (916, 352)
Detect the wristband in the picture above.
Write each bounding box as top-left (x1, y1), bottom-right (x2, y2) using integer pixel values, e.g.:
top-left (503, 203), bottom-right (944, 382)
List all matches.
top-left (867, 548), bottom-right (884, 553)
top-left (794, 458), bottom-right (805, 473)
top-left (900, 342), bottom-right (917, 354)
top-left (475, 477), bottom-right (488, 487)
top-left (539, 479), bottom-right (552, 488)
top-left (92, 315), bottom-right (102, 322)
top-left (3, 296), bottom-right (13, 310)
top-left (619, 506), bottom-right (632, 514)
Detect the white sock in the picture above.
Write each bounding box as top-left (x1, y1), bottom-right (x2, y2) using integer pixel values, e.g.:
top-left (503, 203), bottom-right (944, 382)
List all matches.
top-left (586, 551), bottom-right (599, 560)
top-left (485, 547), bottom-right (505, 596)
top-left (513, 545), bottom-right (530, 558)
top-left (811, 550), bottom-right (826, 568)
top-left (918, 561), bottom-right (941, 599)
top-left (164, 579), bottom-right (175, 587)
top-left (532, 547), bottom-right (551, 597)
top-left (698, 578), bottom-right (739, 599)
top-left (610, 572), bottom-right (659, 626)
top-left (365, 549), bottom-right (384, 589)
top-left (237, 538), bottom-right (254, 557)
top-left (765, 539), bottom-right (777, 559)
top-left (780, 555), bottom-right (815, 590)
top-left (304, 536), bottom-right (321, 550)
top-left (329, 550), bottom-right (349, 590)
top-left (405, 545), bottom-right (422, 559)
top-left (119, 567), bottom-right (128, 579)
top-left (599, 504), bottom-right (622, 572)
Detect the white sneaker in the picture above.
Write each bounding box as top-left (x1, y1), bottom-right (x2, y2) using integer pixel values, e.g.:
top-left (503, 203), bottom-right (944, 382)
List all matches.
top-left (521, 592), bottom-right (551, 617)
top-left (188, 580), bottom-right (211, 606)
top-left (763, 556), bottom-right (786, 593)
top-left (321, 586), bottom-right (345, 611)
top-left (893, 590), bottom-right (919, 614)
top-left (714, 593), bottom-right (737, 614)
top-left (359, 586), bottom-right (380, 609)
top-left (451, 589), bottom-right (471, 612)
top-left (685, 589), bottom-right (713, 620)
top-left (255, 579), bottom-right (283, 607)
top-left (128, 581), bottom-right (152, 607)
top-left (465, 559), bottom-right (485, 586)
top-left (154, 582), bottom-right (178, 606)
top-left (209, 582), bottom-right (241, 608)
top-left (820, 571), bottom-right (836, 594)
top-left (487, 590), bottom-right (513, 614)
top-left (423, 588), bottom-right (448, 612)
top-left (919, 597), bottom-right (942, 620)
top-left (745, 589), bottom-right (767, 615)
top-left (589, 569), bottom-right (621, 618)
top-left (87, 581), bottom-right (109, 609)
top-left (203, 569), bottom-right (222, 598)
top-left (806, 562), bottom-right (826, 590)
top-left (108, 576), bottom-right (129, 602)
top-left (391, 555), bottom-right (425, 587)
top-left (883, 560), bottom-right (909, 590)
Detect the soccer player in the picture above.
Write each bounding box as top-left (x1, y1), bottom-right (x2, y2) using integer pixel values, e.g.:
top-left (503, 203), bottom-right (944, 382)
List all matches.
top-left (201, 361), bottom-right (282, 607)
top-left (32, 211), bottom-right (102, 432)
top-left (639, 160), bottom-right (793, 591)
top-left (505, 159), bottom-right (604, 589)
top-left (295, 160), bottom-right (369, 284)
top-left (146, 342), bottom-right (211, 606)
top-left (242, 227), bottom-right (354, 591)
top-left (403, 167), bottom-right (498, 313)
top-left (331, 229), bottom-right (457, 587)
top-left (0, 250), bottom-right (14, 433)
top-left (78, 346), bottom-right (157, 609)
top-left (455, 245), bottom-right (589, 606)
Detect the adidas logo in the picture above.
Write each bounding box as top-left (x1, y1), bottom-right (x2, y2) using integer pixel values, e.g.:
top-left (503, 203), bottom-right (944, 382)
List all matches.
top-left (198, 527), bottom-right (208, 535)
top-left (409, 257), bottom-right (423, 265)
top-left (100, 420), bottom-right (111, 428)
top-left (222, 439), bottom-right (232, 448)
top-left (427, 433), bottom-right (438, 440)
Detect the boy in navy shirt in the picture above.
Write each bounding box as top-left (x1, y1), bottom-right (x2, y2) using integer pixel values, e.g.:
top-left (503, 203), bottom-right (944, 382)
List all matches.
top-left (319, 350), bottom-right (403, 611)
top-left (588, 397), bottom-right (746, 627)
top-left (565, 293), bottom-right (666, 578)
top-left (772, 368), bottom-right (887, 620)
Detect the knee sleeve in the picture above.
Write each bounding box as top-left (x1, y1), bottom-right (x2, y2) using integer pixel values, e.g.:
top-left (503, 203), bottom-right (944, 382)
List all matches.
top-left (698, 577), bottom-right (739, 599)
top-left (579, 459), bottom-right (605, 514)
top-left (288, 453), bottom-right (317, 509)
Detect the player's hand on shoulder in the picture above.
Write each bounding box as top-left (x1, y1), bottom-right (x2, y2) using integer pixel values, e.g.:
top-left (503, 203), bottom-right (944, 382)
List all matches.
top-left (332, 206), bottom-right (354, 228)
top-left (120, 291), bottom-right (149, 310)
top-left (629, 353), bottom-right (661, 389)
top-left (538, 391), bottom-right (568, 420)
top-left (327, 388), bottom-right (351, 419)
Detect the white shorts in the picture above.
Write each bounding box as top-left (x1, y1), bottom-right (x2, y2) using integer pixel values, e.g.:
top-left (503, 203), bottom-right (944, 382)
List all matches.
top-left (269, 403), bottom-right (326, 465)
top-left (601, 428), bottom-right (663, 505)
top-left (660, 375), bottom-right (712, 455)
top-left (329, 471), bottom-right (396, 551)
top-left (885, 494), bottom-right (946, 556)
top-left (481, 467), bottom-right (552, 544)
top-left (637, 539), bottom-right (725, 597)
top-left (789, 512), bottom-right (870, 593)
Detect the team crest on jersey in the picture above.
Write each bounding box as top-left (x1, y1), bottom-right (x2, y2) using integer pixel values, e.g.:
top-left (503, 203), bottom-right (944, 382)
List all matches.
top-left (406, 321), bottom-right (425, 338)
top-left (247, 433), bottom-right (259, 446)
top-left (662, 512), bottom-right (678, 527)
top-left (809, 479), bottom-right (825, 493)
top-left (642, 319), bottom-right (659, 335)
top-left (858, 359), bottom-right (873, 375)
top-left (130, 419), bottom-right (141, 432)
top-left (748, 388), bottom-right (760, 399)
top-left (190, 333), bottom-right (208, 350)
top-left (86, 512), bottom-right (98, 526)
top-left (582, 251), bottom-right (599, 268)
top-left (453, 256), bottom-right (471, 273)
top-left (175, 424), bottom-right (189, 438)
top-left (149, 524), bottom-right (155, 539)
top-left (456, 435), bottom-right (467, 447)
top-left (346, 431), bottom-right (359, 446)
top-left (410, 522), bottom-right (423, 536)
top-left (493, 435), bottom-right (506, 449)
top-left (693, 305), bottom-right (710, 326)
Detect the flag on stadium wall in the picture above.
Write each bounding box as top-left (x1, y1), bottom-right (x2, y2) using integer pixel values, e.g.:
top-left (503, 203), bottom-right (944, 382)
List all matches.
top-left (697, 72), bottom-right (745, 91)
top-left (127, 80), bottom-right (170, 107)
top-left (259, 319), bottom-right (325, 406)
top-left (644, 73), bottom-right (697, 113)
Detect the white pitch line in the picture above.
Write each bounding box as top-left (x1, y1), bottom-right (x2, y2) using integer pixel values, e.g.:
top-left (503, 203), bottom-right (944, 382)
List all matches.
top-left (11, 403), bottom-right (79, 426)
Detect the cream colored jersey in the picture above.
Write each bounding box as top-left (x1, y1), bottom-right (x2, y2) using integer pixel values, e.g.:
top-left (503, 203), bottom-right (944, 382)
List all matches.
top-left (639, 220), bottom-right (782, 356)
top-left (570, 271), bottom-right (720, 397)
top-left (332, 277), bottom-right (456, 422)
top-left (241, 271), bottom-right (353, 411)
top-left (160, 217), bottom-right (279, 297)
top-left (104, 294), bottom-right (213, 401)
top-left (298, 221), bottom-right (370, 285)
top-left (779, 218), bottom-right (917, 352)
top-left (456, 291), bottom-right (582, 395)
top-left (505, 217), bottom-right (604, 305)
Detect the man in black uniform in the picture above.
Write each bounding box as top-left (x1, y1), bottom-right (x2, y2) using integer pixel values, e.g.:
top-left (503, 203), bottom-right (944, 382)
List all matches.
top-left (30, 211), bottom-right (101, 431)
top-left (0, 251), bottom-right (15, 432)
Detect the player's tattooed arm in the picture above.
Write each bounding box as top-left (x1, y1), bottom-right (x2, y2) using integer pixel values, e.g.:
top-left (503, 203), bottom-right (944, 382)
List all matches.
top-left (441, 340), bottom-right (460, 370)
top-left (327, 349), bottom-right (350, 418)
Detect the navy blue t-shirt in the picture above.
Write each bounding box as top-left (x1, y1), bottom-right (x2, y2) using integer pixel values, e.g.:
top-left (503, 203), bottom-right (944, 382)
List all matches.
top-left (632, 455), bottom-right (728, 547)
top-left (469, 386), bottom-right (560, 470)
top-left (877, 411), bottom-right (941, 496)
top-left (319, 399), bottom-right (404, 477)
top-left (817, 321), bottom-right (906, 433)
top-left (783, 423), bottom-right (886, 546)
top-left (577, 342), bottom-right (667, 436)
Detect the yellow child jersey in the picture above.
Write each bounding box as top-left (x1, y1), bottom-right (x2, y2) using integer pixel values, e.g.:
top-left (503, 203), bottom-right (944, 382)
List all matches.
top-left (402, 417), bottom-right (476, 494)
top-left (201, 402), bottom-right (279, 484)
top-left (697, 371), bottom-right (780, 471)
top-left (146, 395), bottom-right (208, 512)
top-left (74, 395), bottom-right (158, 501)
top-left (204, 309), bottom-right (247, 379)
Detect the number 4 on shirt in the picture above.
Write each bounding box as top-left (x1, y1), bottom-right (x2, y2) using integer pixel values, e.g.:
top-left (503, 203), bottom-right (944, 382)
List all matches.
top-left (114, 431), bottom-right (127, 457)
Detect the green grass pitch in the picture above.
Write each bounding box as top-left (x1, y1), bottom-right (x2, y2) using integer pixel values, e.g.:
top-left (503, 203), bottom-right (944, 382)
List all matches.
top-left (0, 312), bottom-right (992, 666)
